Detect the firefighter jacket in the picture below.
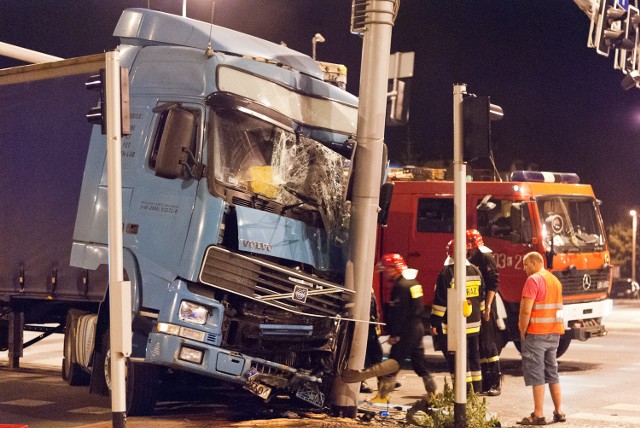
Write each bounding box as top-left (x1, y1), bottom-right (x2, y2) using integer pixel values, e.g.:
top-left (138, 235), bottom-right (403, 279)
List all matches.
top-left (525, 270), bottom-right (564, 335)
top-left (386, 274), bottom-right (426, 338)
top-left (431, 262), bottom-right (485, 336)
top-left (468, 249), bottom-right (499, 295)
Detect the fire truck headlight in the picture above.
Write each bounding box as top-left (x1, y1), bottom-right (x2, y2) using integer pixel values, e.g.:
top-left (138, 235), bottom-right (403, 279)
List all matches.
top-left (179, 301), bottom-right (209, 325)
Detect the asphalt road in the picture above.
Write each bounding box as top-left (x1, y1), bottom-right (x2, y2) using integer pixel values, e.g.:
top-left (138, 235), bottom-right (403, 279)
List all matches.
top-left (1, 299), bottom-right (639, 427)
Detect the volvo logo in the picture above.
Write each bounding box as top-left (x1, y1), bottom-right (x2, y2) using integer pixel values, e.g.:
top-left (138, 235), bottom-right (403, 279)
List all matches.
top-left (241, 239), bottom-right (273, 252)
top-left (582, 274), bottom-right (592, 291)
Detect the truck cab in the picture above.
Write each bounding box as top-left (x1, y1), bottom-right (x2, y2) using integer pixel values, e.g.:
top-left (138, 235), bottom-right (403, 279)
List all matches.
top-left (1, 8), bottom-right (359, 415)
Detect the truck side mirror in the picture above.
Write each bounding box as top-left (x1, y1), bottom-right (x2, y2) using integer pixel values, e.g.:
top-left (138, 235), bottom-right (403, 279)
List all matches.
top-left (378, 182), bottom-right (394, 226)
top-left (154, 108), bottom-right (195, 179)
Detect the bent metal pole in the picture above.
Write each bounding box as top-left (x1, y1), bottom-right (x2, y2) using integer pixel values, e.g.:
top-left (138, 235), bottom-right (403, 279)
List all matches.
top-left (330, 0), bottom-right (398, 417)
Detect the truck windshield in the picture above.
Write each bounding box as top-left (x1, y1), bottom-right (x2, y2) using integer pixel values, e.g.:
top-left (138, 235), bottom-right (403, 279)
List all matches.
top-left (536, 196), bottom-right (605, 252)
top-left (207, 107), bottom-right (349, 234)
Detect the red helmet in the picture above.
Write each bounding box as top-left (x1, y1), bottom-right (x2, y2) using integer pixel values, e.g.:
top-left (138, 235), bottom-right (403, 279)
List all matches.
top-left (446, 240), bottom-right (455, 258)
top-left (380, 253), bottom-right (407, 276)
top-left (466, 229), bottom-right (485, 250)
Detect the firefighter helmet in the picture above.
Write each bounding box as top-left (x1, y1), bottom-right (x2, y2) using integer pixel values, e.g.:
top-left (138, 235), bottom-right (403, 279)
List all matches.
top-left (380, 253), bottom-right (407, 276)
top-left (466, 229), bottom-right (485, 250)
top-left (446, 240), bottom-right (455, 257)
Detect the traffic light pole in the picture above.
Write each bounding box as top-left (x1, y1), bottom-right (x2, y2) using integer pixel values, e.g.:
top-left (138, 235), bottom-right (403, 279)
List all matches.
top-left (330, 0), bottom-right (397, 417)
top-left (105, 49), bottom-right (132, 428)
top-left (451, 83), bottom-right (468, 428)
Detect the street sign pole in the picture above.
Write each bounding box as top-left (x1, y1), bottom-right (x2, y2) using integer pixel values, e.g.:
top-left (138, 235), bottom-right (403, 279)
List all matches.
top-left (105, 49), bottom-right (132, 428)
top-left (451, 83), bottom-right (468, 428)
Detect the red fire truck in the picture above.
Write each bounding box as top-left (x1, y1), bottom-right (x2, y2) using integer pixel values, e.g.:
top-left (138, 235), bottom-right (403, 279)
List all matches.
top-left (375, 169), bottom-right (613, 356)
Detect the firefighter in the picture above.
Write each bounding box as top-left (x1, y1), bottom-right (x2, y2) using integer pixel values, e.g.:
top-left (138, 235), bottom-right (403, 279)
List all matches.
top-left (466, 229), bottom-right (502, 396)
top-left (431, 240), bottom-right (485, 394)
top-left (370, 253), bottom-right (437, 402)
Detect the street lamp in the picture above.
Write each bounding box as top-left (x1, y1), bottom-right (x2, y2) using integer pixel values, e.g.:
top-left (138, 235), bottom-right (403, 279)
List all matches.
top-left (311, 33), bottom-right (325, 60)
top-left (631, 209), bottom-right (637, 282)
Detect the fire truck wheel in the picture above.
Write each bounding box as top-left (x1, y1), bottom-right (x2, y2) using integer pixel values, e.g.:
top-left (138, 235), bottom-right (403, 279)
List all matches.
top-left (556, 334), bottom-right (571, 358)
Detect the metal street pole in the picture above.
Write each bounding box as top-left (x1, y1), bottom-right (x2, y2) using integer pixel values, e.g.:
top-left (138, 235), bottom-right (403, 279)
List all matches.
top-left (631, 210), bottom-right (637, 282)
top-left (330, 0), bottom-right (397, 418)
top-left (106, 50), bottom-right (132, 428)
top-left (451, 83), bottom-right (467, 428)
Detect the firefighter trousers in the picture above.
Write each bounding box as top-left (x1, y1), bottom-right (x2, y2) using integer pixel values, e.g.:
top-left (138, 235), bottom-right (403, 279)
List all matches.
top-left (438, 333), bottom-right (482, 394)
top-left (480, 305), bottom-right (502, 391)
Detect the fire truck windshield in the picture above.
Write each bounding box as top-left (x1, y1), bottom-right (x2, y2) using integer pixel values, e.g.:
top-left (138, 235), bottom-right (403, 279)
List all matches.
top-left (536, 196), bottom-right (605, 252)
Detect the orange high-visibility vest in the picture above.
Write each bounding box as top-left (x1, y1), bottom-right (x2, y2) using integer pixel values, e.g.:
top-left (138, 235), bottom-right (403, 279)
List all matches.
top-left (527, 270), bottom-right (564, 335)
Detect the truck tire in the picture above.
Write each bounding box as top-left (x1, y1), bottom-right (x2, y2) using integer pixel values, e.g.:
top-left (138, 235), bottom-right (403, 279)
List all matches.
top-left (513, 334), bottom-right (571, 358)
top-left (102, 330), bottom-right (159, 416)
top-left (62, 310), bottom-right (90, 386)
top-left (556, 334), bottom-right (571, 358)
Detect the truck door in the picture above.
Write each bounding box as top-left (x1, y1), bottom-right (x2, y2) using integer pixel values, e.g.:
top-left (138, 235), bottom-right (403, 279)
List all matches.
top-left (122, 101), bottom-right (203, 288)
top-left (475, 197), bottom-right (532, 304)
top-left (405, 196), bottom-right (455, 305)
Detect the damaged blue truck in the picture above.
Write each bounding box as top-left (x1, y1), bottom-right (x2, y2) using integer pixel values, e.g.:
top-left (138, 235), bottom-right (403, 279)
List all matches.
top-left (0, 8), bottom-right (359, 415)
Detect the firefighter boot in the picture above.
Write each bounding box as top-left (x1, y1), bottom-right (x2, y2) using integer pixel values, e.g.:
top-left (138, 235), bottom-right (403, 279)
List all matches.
top-left (485, 371), bottom-right (502, 396)
top-left (368, 375), bottom-right (395, 403)
top-left (422, 374), bottom-right (438, 398)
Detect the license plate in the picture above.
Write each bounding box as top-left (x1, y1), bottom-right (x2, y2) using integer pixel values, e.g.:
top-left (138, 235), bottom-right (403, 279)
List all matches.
top-left (244, 379), bottom-right (272, 400)
top-left (295, 383), bottom-right (324, 408)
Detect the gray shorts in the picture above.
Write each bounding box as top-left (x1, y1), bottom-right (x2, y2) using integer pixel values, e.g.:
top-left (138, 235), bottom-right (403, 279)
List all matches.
top-left (521, 333), bottom-right (560, 386)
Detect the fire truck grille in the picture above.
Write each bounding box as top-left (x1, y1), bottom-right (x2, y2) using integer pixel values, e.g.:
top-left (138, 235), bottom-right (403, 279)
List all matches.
top-left (553, 269), bottom-right (611, 296)
top-left (198, 246), bottom-right (351, 317)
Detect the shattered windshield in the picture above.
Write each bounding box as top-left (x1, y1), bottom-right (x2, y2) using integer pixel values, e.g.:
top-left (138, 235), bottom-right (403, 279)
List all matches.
top-left (207, 108), bottom-right (349, 236)
top-left (537, 196), bottom-right (605, 252)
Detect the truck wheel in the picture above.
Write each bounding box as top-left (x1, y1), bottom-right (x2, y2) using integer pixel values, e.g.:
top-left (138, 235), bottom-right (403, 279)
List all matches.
top-left (102, 330), bottom-right (159, 416)
top-left (556, 334), bottom-right (571, 358)
top-left (62, 310), bottom-right (90, 385)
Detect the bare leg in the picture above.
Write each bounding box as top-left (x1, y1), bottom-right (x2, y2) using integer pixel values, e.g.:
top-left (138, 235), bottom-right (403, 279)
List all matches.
top-left (549, 382), bottom-right (562, 414)
top-left (532, 384), bottom-right (545, 418)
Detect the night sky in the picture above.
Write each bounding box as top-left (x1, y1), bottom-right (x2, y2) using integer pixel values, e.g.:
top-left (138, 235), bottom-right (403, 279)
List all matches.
top-left (2, 1), bottom-right (639, 225)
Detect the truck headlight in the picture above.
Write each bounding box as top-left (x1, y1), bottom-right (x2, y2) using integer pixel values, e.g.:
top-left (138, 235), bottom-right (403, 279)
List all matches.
top-left (179, 301), bottom-right (208, 325)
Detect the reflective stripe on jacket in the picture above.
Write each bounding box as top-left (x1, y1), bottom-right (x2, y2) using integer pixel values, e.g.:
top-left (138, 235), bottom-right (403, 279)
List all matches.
top-left (527, 270), bottom-right (564, 335)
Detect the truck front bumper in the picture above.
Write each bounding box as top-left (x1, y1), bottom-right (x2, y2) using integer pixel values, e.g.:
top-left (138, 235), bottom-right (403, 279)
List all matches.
top-left (146, 332), bottom-right (321, 388)
top-left (563, 299), bottom-right (613, 341)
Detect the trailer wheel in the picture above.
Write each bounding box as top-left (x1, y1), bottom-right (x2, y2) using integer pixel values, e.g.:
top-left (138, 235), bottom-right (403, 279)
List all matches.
top-left (102, 330), bottom-right (159, 416)
top-left (62, 310), bottom-right (90, 385)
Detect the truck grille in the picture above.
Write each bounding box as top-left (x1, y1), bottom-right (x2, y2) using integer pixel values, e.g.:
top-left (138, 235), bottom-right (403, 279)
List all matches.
top-left (198, 246), bottom-right (352, 317)
top-left (553, 269), bottom-right (610, 297)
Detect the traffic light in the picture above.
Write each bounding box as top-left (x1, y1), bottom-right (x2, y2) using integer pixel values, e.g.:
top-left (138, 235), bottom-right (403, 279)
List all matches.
top-left (85, 67), bottom-right (130, 135)
top-left (595, 0), bottom-right (626, 57)
top-left (462, 95), bottom-right (503, 161)
top-left (85, 69), bottom-right (106, 134)
top-left (386, 79), bottom-right (411, 125)
top-left (618, 5), bottom-right (640, 72)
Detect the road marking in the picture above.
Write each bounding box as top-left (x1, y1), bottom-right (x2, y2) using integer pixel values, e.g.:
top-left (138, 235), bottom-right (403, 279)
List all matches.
top-left (619, 366), bottom-right (640, 371)
top-left (68, 406), bottom-right (111, 414)
top-left (604, 403), bottom-right (640, 412)
top-left (0, 398), bottom-right (54, 407)
top-left (568, 342), bottom-right (604, 348)
top-left (571, 412), bottom-right (640, 425)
